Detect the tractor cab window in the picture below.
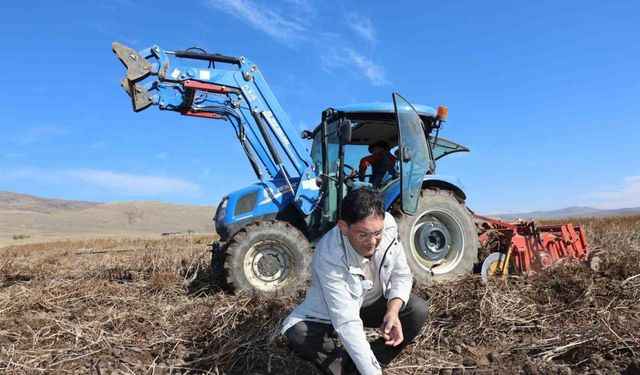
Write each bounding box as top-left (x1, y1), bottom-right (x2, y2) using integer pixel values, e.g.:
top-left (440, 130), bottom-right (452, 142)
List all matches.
top-left (309, 132), bottom-right (324, 176)
top-left (340, 117), bottom-right (401, 189)
top-left (309, 121), bottom-right (342, 224)
top-left (342, 143), bottom-right (371, 177)
top-left (310, 122), bottom-right (340, 177)
top-left (344, 142), bottom-right (398, 189)
top-left (430, 137), bottom-right (470, 161)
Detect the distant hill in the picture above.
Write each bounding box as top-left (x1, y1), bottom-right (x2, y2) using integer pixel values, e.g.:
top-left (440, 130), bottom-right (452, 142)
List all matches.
top-left (0, 191), bottom-right (216, 246)
top-left (4, 190), bottom-right (639, 246)
top-left (493, 206), bottom-right (640, 220)
top-left (0, 191), bottom-right (99, 213)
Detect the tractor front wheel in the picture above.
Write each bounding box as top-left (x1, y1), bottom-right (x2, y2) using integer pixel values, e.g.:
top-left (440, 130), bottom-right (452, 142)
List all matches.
top-left (223, 220), bottom-right (312, 296)
top-left (395, 189), bottom-right (478, 282)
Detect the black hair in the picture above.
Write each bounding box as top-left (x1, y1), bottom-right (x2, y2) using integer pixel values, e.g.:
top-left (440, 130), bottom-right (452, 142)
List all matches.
top-left (340, 188), bottom-right (385, 225)
top-left (376, 140), bottom-right (391, 150)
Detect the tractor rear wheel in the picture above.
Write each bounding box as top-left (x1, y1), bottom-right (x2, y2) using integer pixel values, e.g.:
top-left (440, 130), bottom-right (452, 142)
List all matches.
top-left (223, 220), bottom-right (312, 296)
top-left (395, 189), bottom-right (478, 282)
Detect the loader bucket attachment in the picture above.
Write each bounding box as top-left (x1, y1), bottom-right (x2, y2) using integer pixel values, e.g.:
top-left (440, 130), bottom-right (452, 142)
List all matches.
top-left (112, 42), bottom-right (153, 112)
top-left (119, 78), bottom-right (152, 112)
top-left (112, 42), bottom-right (151, 82)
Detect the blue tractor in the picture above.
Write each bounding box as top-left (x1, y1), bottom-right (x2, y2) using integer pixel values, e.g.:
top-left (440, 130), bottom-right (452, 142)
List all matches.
top-left (113, 42), bottom-right (479, 295)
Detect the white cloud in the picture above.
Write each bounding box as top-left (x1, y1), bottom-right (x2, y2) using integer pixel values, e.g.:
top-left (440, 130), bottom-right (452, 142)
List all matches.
top-left (0, 168), bottom-right (200, 196)
top-left (580, 176), bottom-right (640, 209)
top-left (65, 169), bottom-right (199, 195)
top-left (208, 0), bottom-right (307, 45)
top-left (206, 1), bottom-right (386, 86)
top-left (320, 48), bottom-right (389, 86)
top-left (344, 48), bottom-right (389, 86)
top-left (13, 125), bottom-right (70, 145)
top-left (346, 12), bottom-right (376, 44)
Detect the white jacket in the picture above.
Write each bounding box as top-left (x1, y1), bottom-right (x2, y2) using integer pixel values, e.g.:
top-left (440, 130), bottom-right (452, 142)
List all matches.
top-left (282, 213), bottom-right (413, 375)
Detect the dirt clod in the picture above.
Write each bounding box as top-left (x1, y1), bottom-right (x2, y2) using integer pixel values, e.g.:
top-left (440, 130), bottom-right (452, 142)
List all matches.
top-left (487, 351), bottom-right (499, 363)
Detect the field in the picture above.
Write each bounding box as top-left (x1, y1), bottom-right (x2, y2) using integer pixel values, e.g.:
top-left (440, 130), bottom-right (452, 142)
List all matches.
top-left (1, 216), bottom-right (639, 374)
top-left (0, 191), bottom-right (215, 247)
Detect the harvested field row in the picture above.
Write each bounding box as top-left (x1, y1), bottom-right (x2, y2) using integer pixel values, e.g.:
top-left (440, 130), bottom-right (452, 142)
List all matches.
top-left (1, 216), bottom-right (639, 374)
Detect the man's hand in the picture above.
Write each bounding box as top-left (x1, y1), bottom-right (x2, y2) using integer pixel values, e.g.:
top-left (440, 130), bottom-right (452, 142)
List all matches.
top-left (378, 298), bottom-right (404, 346)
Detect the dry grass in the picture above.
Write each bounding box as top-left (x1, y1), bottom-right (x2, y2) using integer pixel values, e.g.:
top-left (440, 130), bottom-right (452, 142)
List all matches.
top-left (1, 216), bottom-right (639, 374)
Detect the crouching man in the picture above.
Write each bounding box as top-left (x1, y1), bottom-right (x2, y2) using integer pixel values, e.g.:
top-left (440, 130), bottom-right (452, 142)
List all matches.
top-left (282, 188), bottom-right (428, 375)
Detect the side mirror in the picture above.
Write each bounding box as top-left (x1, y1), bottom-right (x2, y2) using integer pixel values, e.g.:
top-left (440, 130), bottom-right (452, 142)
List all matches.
top-left (338, 119), bottom-right (352, 144)
top-left (301, 130), bottom-right (313, 139)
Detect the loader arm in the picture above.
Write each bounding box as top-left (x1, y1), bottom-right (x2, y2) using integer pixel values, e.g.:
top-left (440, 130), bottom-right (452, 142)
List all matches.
top-left (112, 42), bottom-right (320, 215)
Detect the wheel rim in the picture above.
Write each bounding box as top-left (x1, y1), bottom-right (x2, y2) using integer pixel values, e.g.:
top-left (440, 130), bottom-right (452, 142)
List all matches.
top-left (244, 240), bottom-right (293, 292)
top-left (409, 210), bottom-right (465, 275)
top-left (481, 252), bottom-right (507, 282)
top-left (416, 219), bottom-right (452, 261)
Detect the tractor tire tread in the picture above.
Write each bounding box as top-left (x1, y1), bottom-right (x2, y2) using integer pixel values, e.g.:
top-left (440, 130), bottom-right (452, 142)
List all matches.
top-left (394, 188), bottom-right (479, 283)
top-left (222, 220), bottom-right (312, 296)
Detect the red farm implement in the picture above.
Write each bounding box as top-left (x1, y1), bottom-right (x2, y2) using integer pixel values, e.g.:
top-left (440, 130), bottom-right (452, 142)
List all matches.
top-left (475, 214), bottom-right (597, 281)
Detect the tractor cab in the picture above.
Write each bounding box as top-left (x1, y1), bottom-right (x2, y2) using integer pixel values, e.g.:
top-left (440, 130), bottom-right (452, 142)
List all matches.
top-left (305, 93), bottom-right (469, 239)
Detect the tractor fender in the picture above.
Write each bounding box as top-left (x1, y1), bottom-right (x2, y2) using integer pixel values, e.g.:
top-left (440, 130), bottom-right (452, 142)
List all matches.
top-left (215, 178), bottom-right (306, 240)
top-left (381, 175), bottom-right (467, 209)
top-left (421, 175), bottom-right (466, 201)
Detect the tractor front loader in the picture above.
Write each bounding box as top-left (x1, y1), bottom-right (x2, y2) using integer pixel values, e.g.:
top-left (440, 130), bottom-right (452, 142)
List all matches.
top-left (112, 42), bottom-right (592, 295)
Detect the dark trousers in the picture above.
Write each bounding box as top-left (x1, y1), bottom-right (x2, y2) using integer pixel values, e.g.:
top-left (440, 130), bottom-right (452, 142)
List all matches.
top-left (285, 293), bottom-right (428, 375)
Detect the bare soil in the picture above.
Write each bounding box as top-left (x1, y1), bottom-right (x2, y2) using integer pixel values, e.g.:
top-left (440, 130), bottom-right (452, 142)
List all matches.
top-left (0, 216), bottom-right (638, 374)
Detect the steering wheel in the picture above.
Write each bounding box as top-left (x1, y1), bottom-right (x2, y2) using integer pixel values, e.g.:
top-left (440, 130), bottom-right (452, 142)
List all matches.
top-left (343, 163), bottom-right (357, 181)
top-left (343, 163), bottom-right (373, 183)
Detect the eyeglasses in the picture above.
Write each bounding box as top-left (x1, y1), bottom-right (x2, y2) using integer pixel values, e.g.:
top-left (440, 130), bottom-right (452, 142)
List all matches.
top-left (354, 229), bottom-right (384, 241)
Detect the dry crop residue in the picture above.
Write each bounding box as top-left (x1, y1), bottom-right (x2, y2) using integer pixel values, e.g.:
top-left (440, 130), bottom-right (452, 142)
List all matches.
top-left (0, 216), bottom-right (639, 374)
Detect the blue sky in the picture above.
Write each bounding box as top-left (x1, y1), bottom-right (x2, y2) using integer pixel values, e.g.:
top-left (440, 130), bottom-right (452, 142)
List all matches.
top-left (1, 0), bottom-right (638, 213)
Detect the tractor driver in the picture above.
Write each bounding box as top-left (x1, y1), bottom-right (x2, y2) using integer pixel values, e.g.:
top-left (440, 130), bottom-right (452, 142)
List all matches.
top-left (358, 141), bottom-right (398, 189)
top-left (282, 188), bottom-right (428, 375)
